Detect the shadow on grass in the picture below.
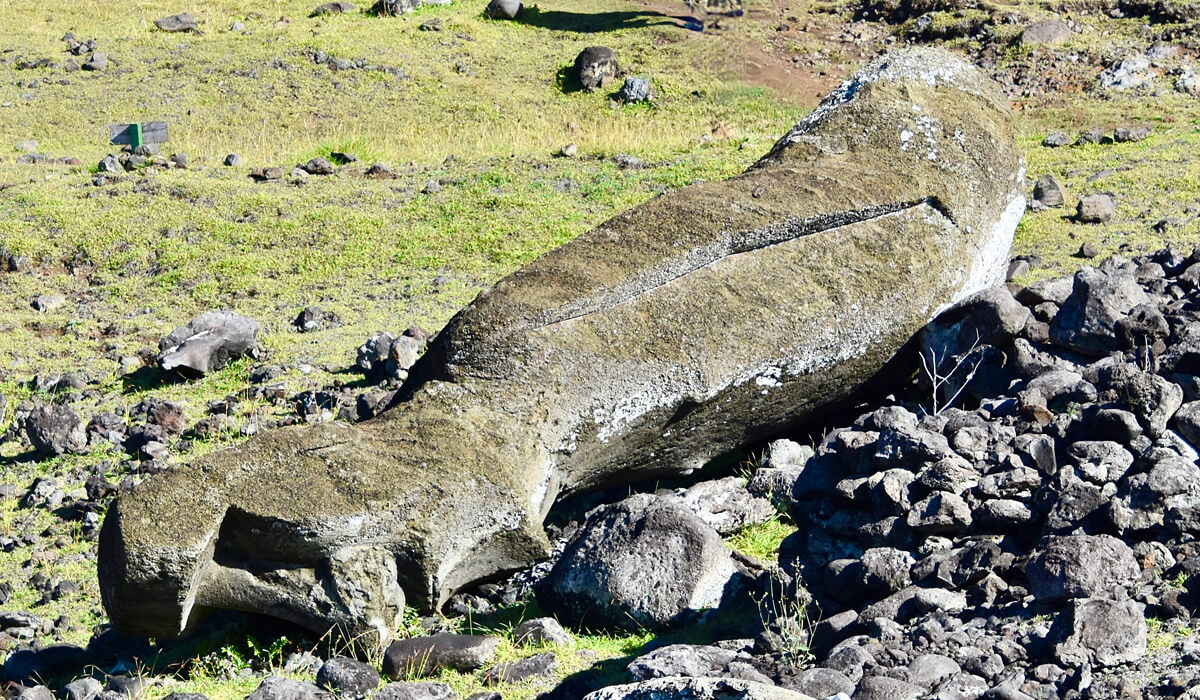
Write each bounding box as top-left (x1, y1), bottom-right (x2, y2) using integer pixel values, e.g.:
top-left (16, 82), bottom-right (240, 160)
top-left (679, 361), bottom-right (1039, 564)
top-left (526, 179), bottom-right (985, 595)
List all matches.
top-left (119, 365), bottom-right (185, 395)
top-left (517, 6), bottom-right (689, 32)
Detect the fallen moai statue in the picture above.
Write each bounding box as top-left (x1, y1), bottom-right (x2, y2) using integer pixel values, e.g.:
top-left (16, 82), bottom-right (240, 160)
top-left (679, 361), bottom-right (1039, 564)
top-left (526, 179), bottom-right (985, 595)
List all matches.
top-left (98, 47), bottom-right (1025, 643)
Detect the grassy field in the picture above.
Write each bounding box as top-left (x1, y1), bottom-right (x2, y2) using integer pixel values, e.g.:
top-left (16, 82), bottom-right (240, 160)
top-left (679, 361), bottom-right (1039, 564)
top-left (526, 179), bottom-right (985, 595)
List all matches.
top-left (0, 0), bottom-right (1199, 696)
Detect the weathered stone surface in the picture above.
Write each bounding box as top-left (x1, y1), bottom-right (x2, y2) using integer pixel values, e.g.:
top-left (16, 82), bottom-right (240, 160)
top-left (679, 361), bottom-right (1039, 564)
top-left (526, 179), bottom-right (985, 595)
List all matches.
top-left (158, 310), bottom-right (260, 376)
top-left (582, 677), bottom-right (815, 700)
top-left (1025, 535), bottom-right (1139, 602)
top-left (537, 494), bottom-right (737, 631)
top-left (382, 634), bottom-right (499, 678)
top-left (315, 657), bottom-right (380, 696)
top-left (98, 48), bottom-right (1025, 642)
top-left (1053, 598), bottom-right (1147, 667)
top-left (574, 46), bottom-right (619, 91)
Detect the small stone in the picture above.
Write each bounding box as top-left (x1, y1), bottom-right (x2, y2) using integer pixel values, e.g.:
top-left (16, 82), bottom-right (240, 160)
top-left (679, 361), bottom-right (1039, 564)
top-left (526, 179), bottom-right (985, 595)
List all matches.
top-left (618, 76), bottom-right (653, 103)
top-left (16, 139), bottom-right (38, 153)
top-left (481, 652), bottom-right (555, 686)
top-left (573, 46), bottom-right (619, 91)
top-left (418, 18), bottom-right (443, 30)
top-left (1033, 174), bottom-right (1065, 208)
top-left (316, 657), bottom-right (381, 697)
top-left (422, 178), bottom-right (442, 194)
top-left (1114, 125), bottom-right (1152, 143)
top-left (513, 617), bottom-right (572, 647)
top-left (1020, 19), bottom-right (1071, 45)
top-left (559, 143), bottom-right (578, 158)
top-left (382, 634), bottom-right (500, 678)
top-left (484, 0), bottom-right (522, 19)
top-left (1076, 194), bottom-right (1116, 223)
top-left (1042, 132), bottom-right (1071, 148)
top-left (224, 153), bottom-right (242, 167)
top-left (1076, 242), bottom-right (1099, 258)
top-left (304, 157), bottom-right (335, 175)
top-left (82, 53), bottom-right (106, 71)
top-left (170, 153), bottom-right (189, 169)
top-left (155, 13), bottom-right (198, 32)
top-left (32, 293), bottom-right (66, 312)
top-left (311, 1), bottom-right (357, 15)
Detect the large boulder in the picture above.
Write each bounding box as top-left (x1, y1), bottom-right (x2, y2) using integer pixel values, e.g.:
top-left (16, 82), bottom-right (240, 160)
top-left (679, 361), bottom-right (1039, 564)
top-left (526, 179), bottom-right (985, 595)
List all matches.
top-left (98, 48), bottom-right (1025, 643)
top-left (1025, 535), bottom-right (1140, 602)
top-left (536, 494), bottom-right (737, 631)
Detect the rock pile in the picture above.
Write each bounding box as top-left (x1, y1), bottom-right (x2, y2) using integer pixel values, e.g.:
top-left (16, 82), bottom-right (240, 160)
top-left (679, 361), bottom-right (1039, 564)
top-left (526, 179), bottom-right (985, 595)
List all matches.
top-left (536, 245), bottom-right (1200, 699)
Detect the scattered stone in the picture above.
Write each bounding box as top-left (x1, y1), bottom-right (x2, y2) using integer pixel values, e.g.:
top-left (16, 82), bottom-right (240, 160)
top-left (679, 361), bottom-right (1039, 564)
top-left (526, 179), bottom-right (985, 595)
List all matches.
top-left (373, 684), bottom-right (455, 700)
top-left (1099, 54), bottom-right (1153, 90)
top-left (82, 53), bottom-right (106, 71)
top-left (1032, 174), bottom-right (1065, 208)
top-left (224, 154), bottom-right (242, 166)
top-left (1041, 132), bottom-right (1071, 148)
top-left (558, 143), bottom-right (578, 158)
top-left (154, 13), bottom-right (198, 32)
top-left (513, 617), bottom-right (572, 647)
top-left (316, 657), bottom-right (380, 697)
top-left (32, 293), bottom-right (66, 312)
top-left (1020, 19), bottom-right (1071, 45)
top-left (538, 494), bottom-right (738, 631)
top-left (245, 677), bottom-right (333, 700)
top-left (312, 1), bottom-right (357, 15)
top-left (304, 157), bottom-right (335, 175)
top-left (382, 634), bottom-right (500, 678)
top-left (484, 0), bottom-right (522, 19)
top-left (23, 405), bottom-right (87, 457)
top-left (1076, 193), bottom-right (1116, 223)
top-left (574, 46), bottom-right (619, 91)
top-left (481, 652), bottom-right (556, 685)
top-left (1076, 242), bottom-right (1099, 258)
top-left (583, 677), bottom-right (809, 700)
top-left (617, 76), bottom-right (653, 103)
top-left (158, 310), bottom-right (260, 376)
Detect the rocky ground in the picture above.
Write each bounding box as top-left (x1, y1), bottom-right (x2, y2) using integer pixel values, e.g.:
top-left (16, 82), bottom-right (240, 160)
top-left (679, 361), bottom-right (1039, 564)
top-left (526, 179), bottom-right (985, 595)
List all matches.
top-left (1, 0), bottom-right (1200, 698)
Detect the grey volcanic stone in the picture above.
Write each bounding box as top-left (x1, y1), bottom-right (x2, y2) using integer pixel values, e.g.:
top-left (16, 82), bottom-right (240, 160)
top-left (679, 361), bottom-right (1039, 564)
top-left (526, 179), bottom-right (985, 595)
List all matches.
top-left (158, 310), bottom-right (260, 376)
top-left (627, 644), bottom-right (738, 680)
top-left (23, 405), bottom-right (87, 456)
top-left (1049, 266), bottom-right (1149, 357)
top-left (513, 617), bottom-right (571, 647)
top-left (316, 657), bottom-right (380, 696)
top-left (1025, 535), bottom-right (1139, 602)
top-left (854, 676), bottom-right (923, 700)
top-left (537, 494), bottom-right (737, 631)
top-left (155, 13), bottom-right (197, 32)
top-left (1076, 194), bottom-right (1116, 223)
top-left (372, 684), bottom-right (455, 700)
top-left (790, 667), bottom-right (853, 698)
top-left (1020, 19), bottom-right (1071, 45)
top-left (1053, 598), bottom-right (1147, 667)
top-left (671, 477), bottom-right (775, 535)
top-left (98, 48), bottom-right (1026, 642)
top-left (574, 46), bottom-right (619, 91)
top-left (1033, 174), bottom-right (1065, 207)
top-left (481, 652), bottom-right (555, 685)
top-left (484, 0), bottom-right (521, 18)
top-left (583, 677), bottom-right (814, 700)
top-left (382, 634), bottom-right (499, 678)
top-left (618, 77), bottom-right (653, 103)
top-left (245, 677), bottom-right (332, 700)
top-left (312, 2), bottom-right (357, 15)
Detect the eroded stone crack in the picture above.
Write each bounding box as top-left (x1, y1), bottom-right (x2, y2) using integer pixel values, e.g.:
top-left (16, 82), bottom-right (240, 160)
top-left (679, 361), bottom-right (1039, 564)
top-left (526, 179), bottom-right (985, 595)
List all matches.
top-left (529, 198), bottom-right (954, 331)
